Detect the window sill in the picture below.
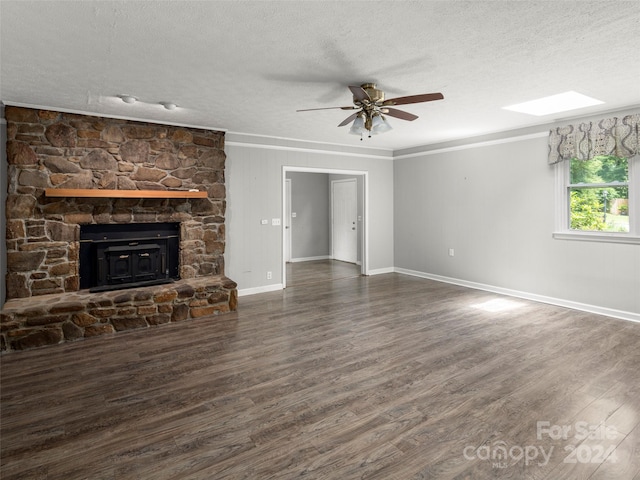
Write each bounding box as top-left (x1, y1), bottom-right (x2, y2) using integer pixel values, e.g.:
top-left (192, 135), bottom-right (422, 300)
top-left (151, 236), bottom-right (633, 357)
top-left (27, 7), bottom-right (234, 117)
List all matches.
top-left (553, 231), bottom-right (640, 245)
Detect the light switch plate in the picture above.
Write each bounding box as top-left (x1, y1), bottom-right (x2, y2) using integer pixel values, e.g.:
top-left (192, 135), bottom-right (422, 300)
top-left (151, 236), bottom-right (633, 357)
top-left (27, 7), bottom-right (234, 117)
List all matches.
top-left (272, 218), bottom-right (281, 226)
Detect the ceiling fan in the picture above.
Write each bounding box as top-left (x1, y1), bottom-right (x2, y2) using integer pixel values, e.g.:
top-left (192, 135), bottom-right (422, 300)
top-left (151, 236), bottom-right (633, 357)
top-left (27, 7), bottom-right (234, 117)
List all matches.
top-left (297, 83), bottom-right (444, 139)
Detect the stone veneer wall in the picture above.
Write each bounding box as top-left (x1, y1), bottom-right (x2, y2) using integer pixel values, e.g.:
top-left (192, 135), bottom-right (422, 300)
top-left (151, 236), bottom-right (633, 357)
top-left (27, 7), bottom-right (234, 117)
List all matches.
top-left (4, 106), bottom-right (226, 299)
top-left (1, 106), bottom-right (237, 352)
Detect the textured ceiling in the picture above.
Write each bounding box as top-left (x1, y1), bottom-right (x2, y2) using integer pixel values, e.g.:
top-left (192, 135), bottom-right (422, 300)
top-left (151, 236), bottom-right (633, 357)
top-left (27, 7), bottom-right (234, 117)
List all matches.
top-left (1, 1), bottom-right (639, 151)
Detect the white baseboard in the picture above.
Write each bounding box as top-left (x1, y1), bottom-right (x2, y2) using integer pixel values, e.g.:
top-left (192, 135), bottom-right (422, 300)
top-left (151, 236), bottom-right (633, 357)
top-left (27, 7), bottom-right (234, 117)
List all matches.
top-left (289, 255), bottom-right (331, 263)
top-left (368, 267), bottom-right (395, 276)
top-left (238, 283), bottom-right (284, 297)
top-left (394, 267), bottom-right (640, 324)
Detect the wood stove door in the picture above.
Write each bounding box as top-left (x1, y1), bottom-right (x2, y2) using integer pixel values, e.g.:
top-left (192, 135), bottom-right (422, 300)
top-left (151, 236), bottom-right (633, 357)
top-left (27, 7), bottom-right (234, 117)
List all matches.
top-left (132, 245), bottom-right (163, 283)
top-left (104, 245), bottom-right (134, 285)
top-left (103, 244), bottom-right (162, 286)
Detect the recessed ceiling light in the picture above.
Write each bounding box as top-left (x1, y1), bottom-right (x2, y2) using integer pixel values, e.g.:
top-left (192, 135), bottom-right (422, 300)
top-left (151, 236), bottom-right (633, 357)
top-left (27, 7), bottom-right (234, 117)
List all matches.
top-left (160, 102), bottom-right (177, 110)
top-left (503, 91), bottom-right (604, 116)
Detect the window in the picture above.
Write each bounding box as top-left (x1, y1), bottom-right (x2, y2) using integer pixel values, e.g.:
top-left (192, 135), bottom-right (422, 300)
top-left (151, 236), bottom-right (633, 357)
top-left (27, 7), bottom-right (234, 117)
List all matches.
top-left (569, 156), bottom-right (628, 232)
top-left (549, 113), bottom-right (639, 243)
top-left (555, 155), bottom-right (639, 243)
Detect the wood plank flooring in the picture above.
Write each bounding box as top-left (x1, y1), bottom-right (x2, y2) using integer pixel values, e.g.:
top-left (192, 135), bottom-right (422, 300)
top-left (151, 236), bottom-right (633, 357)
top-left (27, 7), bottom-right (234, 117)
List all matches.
top-left (286, 259), bottom-right (361, 287)
top-left (2, 272), bottom-right (640, 479)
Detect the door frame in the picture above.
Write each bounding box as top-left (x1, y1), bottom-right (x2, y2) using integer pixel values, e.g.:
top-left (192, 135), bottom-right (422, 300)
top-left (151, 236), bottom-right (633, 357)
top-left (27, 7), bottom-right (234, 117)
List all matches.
top-left (282, 166), bottom-right (368, 288)
top-left (285, 178), bottom-right (292, 263)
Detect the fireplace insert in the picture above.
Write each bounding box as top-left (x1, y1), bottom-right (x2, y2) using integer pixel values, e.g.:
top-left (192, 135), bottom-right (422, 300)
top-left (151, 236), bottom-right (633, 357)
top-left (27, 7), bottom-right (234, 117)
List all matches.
top-left (79, 223), bottom-right (180, 292)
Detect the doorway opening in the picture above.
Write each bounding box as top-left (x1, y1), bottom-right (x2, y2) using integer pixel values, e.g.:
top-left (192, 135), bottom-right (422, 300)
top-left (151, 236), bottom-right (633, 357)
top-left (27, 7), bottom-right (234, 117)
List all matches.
top-left (282, 167), bottom-right (368, 288)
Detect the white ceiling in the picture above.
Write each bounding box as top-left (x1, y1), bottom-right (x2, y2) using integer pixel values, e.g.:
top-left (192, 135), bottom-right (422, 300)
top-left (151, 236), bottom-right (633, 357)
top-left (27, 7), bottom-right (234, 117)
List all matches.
top-left (1, 1), bottom-right (639, 152)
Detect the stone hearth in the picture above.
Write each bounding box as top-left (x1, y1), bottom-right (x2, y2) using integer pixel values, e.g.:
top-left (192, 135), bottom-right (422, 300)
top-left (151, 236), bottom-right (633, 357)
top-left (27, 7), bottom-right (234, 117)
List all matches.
top-left (1, 277), bottom-right (237, 351)
top-left (2, 106), bottom-right (237, 352)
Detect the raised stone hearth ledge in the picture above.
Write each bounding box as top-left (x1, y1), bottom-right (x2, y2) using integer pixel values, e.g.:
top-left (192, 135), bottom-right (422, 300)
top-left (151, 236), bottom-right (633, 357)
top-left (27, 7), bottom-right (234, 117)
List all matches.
top-left (0, 276), bottom-right (237, 352)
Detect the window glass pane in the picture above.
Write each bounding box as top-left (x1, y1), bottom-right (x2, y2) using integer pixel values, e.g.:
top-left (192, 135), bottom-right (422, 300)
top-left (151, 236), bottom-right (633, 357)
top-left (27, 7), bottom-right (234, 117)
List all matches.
top-left (570, 156), bottom-right (628, 184)
top-left (569, 187), bottom-right (629, 232)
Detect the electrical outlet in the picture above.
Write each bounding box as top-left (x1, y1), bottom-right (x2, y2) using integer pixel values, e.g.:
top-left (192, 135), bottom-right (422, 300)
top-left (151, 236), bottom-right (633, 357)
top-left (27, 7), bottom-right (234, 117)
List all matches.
top-left (261, 219), bottom-right (268, 225)
top-left (267, 271), bottom-right (272, 280)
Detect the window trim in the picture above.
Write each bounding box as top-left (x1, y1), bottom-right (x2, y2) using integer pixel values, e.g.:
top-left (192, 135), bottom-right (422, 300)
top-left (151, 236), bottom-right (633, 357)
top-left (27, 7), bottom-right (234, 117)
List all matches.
top-left (553, 155), bottom-right (640, 244)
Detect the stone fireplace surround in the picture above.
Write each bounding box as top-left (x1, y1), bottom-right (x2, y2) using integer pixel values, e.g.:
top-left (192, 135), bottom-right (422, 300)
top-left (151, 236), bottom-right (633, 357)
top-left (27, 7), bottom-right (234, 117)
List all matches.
top-left (1, 106), bottom-right (237, 352)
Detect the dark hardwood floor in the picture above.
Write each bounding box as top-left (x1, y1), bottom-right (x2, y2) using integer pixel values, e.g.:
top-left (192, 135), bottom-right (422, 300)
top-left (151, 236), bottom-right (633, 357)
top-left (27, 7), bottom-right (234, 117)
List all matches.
top-left (2, 272), bottom-right (640, 479)
top-left (286, 259), bottom-right (361, 287)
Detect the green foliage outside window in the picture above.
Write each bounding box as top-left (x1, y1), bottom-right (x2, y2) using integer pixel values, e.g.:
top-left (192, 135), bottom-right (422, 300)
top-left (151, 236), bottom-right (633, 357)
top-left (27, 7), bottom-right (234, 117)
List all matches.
top-left (570, 191), bottom-right (606, 230)
top-left (569, 156), bottom-right (629, 232)
top-left (570, 155), bottom-right (628, 186)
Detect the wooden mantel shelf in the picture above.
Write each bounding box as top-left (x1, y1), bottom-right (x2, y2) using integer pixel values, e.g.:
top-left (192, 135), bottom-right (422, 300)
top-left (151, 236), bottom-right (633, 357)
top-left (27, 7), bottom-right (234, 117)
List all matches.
top-left (45, 188), bottom-right (208, 199)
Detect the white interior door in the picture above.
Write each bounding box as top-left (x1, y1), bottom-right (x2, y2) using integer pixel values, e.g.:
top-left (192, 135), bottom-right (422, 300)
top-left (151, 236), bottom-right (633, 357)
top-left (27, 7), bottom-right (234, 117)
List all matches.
top-left (332, 179), bottom-right (357, 264)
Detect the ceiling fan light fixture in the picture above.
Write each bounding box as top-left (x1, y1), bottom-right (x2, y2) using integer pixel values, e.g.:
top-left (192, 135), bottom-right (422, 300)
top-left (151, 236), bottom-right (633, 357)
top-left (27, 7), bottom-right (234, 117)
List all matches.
top-left (297, 83), bottom-right (442, 139)
top-left (349, 114), bottom-right (366, 135)
top-left (371, 114), bottom-right (392, 134)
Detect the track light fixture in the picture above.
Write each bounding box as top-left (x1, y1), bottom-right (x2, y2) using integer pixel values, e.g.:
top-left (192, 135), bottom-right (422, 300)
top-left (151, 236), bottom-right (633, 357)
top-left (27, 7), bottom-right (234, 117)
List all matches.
top-left (119, 95), bottom-right (137, 104)
top-left (117, 95), bottom-right (178, 111)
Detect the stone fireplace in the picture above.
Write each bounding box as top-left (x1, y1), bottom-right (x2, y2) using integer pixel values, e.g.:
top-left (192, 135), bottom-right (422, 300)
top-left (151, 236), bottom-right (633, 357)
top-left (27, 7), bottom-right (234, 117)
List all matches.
top-left (1, 106), bottom-right (237, 352)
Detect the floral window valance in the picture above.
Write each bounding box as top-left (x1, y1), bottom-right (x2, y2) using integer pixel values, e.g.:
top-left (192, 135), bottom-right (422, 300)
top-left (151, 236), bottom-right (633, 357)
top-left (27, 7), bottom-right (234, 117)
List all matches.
top-left (548, 113), bottom-right (639, 165)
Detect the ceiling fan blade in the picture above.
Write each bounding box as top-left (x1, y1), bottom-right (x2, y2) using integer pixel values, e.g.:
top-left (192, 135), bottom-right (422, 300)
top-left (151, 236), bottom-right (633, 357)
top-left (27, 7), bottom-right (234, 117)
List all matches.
top-left (383, 92), bottom-right (444, 106)
top-left (384, 108), bottom-right (418, 121)
top-left (338, 112), bottom-right (359, 127)
top-left (297, 106), bottom-right (356, 112)
top-left (349, 85), bottom-right (371, 103)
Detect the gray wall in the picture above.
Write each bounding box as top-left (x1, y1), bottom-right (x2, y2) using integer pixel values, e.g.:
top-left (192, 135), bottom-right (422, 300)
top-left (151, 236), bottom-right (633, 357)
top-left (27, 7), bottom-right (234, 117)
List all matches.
top-left (287, 172), bottom-right (330, 260)
top-left (225, 134), bottom-right (394, 292)
top-left (393, 132), bottom-right (640, 316)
